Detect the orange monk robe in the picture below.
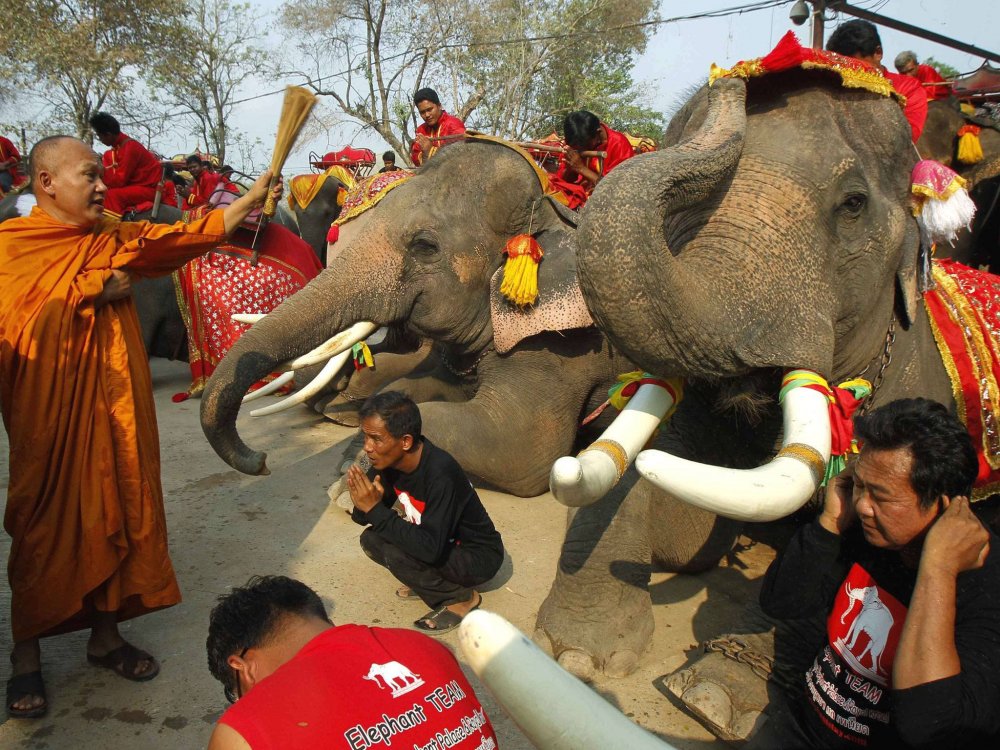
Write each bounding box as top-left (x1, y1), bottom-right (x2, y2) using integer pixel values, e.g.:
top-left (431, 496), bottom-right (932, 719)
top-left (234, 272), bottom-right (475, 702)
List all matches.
top-left (0, 208), bottom-right (228, 642)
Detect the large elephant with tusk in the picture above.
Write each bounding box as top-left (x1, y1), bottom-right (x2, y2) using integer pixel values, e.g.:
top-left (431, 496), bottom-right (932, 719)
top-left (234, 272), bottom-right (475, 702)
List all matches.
top-left (199, 136), bottom-right (634, 498)
top-left (532, 41), bottom-right (1000, 732)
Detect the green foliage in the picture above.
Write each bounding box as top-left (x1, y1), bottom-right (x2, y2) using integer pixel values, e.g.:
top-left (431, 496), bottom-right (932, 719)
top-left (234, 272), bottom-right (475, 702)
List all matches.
top-left (923, 57), bottom-right (961, 80)
top-left (0, 0), bottom-right (184, 139)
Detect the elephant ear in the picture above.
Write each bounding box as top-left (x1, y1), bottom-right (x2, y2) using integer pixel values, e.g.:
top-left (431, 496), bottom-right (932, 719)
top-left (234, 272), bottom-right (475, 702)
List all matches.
top-left (895, 218), bottom-right (922, 326)
top-left (490, 229), bottom-right (594, 353)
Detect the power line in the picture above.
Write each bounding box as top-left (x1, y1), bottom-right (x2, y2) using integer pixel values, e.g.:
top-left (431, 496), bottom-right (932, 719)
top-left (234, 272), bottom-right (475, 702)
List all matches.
top-left (120, 0), bottom-right (789, 129)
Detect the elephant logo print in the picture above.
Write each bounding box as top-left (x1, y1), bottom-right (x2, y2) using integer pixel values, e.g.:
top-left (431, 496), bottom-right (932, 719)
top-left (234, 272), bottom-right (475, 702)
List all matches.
top-left (364, 660), bottom-right (424, 697)
top-left (396, 490), bottom-right (424, 525)
top-left (829, 565), bottom-right (906, 685)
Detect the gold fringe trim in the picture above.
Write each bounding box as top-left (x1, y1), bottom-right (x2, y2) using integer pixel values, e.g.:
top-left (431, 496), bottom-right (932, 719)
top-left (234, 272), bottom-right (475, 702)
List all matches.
top-left (579, 439), bottom-right (628, 481)
top-left (777, 443), bottom-right (827, 486)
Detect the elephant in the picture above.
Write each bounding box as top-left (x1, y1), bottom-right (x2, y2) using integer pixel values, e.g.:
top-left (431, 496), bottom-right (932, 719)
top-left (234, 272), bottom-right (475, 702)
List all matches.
top-left (284, 168), bottom-right (354, 264)
top-left (199, 136), bottom-right (633, 500)
top-left (525, 61), bottom-right (1000, 741)
top-left (364, 660), bottom-right (422, 693)
top-left (917, 100), bottom-right (1000, 269)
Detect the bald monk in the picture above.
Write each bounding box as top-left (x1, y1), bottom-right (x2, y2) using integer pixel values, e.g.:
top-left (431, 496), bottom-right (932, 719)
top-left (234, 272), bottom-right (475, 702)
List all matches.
top-left (0, 136), bottom-right (282, 719)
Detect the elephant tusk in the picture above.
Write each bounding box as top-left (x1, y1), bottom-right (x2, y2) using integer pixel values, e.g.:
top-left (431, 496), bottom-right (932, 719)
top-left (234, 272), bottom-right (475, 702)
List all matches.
top-left (550, 381), bottom-right (680, 507)
top-left (241, 371), bottom-right (295, 404)
top-left (458, 610), bottom-right (677, 750)
top-left (286, 321), bottom-right (378, 370)
top-left (635, 384), bottom-right (831, 522)
top-left (232, 313), bottom-right (266, 325)
top-left (250, 348), bottom-right (353, 417)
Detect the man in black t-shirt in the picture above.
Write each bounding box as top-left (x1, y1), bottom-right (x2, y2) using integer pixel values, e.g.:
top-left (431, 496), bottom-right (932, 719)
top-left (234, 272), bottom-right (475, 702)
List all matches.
top-left (748, 398), bottom-right (1000, 749)
top-left (347, 391), bottom-right (504, 635)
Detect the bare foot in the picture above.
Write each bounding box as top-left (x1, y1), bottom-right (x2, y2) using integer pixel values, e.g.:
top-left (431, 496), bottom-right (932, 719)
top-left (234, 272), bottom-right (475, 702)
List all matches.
top-left (86, 615), bottom-right (157, 680)
top-left (445, 591), bottom-right (482, 618)
top-left (9, 639), bottom-right (45, 715)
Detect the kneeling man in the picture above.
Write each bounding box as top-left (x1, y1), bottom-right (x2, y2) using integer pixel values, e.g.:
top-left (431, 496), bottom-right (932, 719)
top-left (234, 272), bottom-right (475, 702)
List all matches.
top-left (348, 392), bottom-right (505, 634)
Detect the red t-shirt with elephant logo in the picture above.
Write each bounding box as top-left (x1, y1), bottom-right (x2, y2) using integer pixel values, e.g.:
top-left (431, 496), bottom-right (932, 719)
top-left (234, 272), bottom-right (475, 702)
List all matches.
top-left (219, 624), bottom-right (498, 750)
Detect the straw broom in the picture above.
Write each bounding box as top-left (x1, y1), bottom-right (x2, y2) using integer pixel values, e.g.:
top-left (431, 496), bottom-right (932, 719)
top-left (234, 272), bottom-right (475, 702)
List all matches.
top-left (251, 85), bottom-right (318, 261)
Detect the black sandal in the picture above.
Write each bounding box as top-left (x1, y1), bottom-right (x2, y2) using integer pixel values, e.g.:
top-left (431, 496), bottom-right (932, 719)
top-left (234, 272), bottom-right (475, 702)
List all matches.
top-left (87, 642), bottom-right (160, 682)
top-left (6, 671), bottom-right (47, 719)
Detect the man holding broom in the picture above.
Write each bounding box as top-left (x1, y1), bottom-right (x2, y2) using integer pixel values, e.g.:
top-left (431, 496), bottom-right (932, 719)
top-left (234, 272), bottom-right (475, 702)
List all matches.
top-left (1, 135), bottom-right (282, 719)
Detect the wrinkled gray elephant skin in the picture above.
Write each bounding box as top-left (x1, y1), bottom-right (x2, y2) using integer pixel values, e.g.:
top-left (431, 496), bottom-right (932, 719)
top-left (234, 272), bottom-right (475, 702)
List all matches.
top-left (200, 140), bottom-right (630, 499)
top-left (534, 71), bottom-right (961, 687)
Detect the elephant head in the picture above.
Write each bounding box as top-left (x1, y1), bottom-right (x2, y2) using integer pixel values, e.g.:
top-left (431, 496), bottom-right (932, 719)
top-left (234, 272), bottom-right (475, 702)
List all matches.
top-left (571, 63), bottom-right (951, 519)
top-left (201, 138), bottom-right (591, 475)
top-left (286, 168), bottom-right (354, 263)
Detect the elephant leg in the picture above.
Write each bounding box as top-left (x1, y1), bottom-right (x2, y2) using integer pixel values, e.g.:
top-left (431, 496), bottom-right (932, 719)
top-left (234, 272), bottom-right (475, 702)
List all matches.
top-left (534, 472), bottom-right (655, 680)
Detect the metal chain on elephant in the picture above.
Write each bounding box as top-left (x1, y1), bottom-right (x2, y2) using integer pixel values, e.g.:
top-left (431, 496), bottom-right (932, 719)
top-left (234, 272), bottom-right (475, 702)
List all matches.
top-left (439, 344), bottom-right (494, 377)
top-left (853, 315), bottom-right (896, 416)
top-left (703, 636), bottom-right (774, 680)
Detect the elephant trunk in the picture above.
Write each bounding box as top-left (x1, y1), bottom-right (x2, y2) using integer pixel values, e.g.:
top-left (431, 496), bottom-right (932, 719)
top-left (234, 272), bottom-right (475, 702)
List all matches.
top-left (200, 251), bottom-right (400, 474)
top-left (576, 78), bottom-right (748, 376)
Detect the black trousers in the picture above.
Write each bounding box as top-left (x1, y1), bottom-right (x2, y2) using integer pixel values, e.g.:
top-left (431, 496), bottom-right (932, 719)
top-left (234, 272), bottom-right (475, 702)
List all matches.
top-left (360, 528), bottom-right (502, 609)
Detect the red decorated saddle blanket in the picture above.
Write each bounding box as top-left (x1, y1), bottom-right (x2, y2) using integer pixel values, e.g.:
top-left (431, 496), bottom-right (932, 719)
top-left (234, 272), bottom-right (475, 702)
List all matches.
top-left (173, 215), bottom-right (322, 400)
top-left (924, 259), bottom-right (1000, 498)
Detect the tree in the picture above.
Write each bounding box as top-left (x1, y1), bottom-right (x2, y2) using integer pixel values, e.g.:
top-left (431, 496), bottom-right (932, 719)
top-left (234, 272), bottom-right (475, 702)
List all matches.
top-left (278, 0), bottom-right (661, 164)
top-left (0, 0), bottom-right (184, 139)
top-left (145, 0), bottom-right (269, 165)
top-left (923, 57), bottom-right (961, 81)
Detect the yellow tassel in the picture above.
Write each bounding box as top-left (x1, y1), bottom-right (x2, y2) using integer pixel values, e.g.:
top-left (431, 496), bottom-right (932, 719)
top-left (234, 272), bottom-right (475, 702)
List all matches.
top-left (500, 234), bottom-right (544, 306)
top-left (957, 130), bottom-right (984, 165)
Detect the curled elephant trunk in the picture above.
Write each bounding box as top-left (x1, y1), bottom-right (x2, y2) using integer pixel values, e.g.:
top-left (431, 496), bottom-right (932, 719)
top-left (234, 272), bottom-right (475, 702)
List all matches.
top-left (576, 78), bottom-right (747, 375)
top-left (635, 382), bottom-right (832, 522)
top-left (458, 611), bottom-right (677, 750)
top-left (550, 380), bottom-right (681, 507)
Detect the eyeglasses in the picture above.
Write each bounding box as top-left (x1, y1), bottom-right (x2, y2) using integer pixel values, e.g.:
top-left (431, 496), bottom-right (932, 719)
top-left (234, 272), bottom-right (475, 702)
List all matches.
top-left (224, 647), bottom-right (250, 704)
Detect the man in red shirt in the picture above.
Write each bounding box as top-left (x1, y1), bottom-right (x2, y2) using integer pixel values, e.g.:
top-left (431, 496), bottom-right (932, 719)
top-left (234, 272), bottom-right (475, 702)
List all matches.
top-left (89, 113), bottom-right (163, 215)
top-left (186, 154), bottom-right (222, 209)
top-left (410, 88), bottom-right (466, 167)
top-left (559, 110), bottom-right (635, 194)
top-left (0, 135), bottom-right (23, 194)
top-left (825, 20), bottom-right (928, 142)
top-left (894, 51), bottom-right (952, 101)
top-left (206, 576), bottom-right (500, 750)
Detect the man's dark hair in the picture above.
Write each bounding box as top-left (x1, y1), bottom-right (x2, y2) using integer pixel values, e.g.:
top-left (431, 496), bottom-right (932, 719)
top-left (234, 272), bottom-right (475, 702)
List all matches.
top-left (89, 112), bottom-right (121, 136)
top-left (186, 154), bottom-right (202, 165)
top-left (826, 19), bottom-right (882, 58)
top-left (382, 151), bottom-right (395, 162)
top-left (220, 164), bottom-right (233, 174)
top-left (854, 398), bottom-right (977, 509)
top-left (413, 87), bottom-right (441, 106)
top-left (207, 575), bottom-right (330, 703)
top-left (359, 390), bottom-right (422, 440)
top-left (563, 110), bottom-right (601, 150)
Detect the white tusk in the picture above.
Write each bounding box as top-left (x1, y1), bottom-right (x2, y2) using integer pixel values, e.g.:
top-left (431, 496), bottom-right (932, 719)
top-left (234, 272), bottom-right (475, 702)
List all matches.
top-left (458, 610), bottom-right (676, 750)
top-left (551, 381), bottom-right (680, 507)
top-left (635, 384), bottom-right (831, 522)
top-left (250, 348), bottom-right (352, 417)
top-left (241, 371), bottom-right (295, 404)
top-left (287, 321), bottom-right (377, 370)
top-left (232, 313), bottom-right (265, 325)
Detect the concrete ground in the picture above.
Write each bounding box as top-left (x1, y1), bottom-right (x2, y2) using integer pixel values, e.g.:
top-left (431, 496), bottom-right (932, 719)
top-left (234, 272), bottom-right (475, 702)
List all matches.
top-left (0, 359), bottom-right (772, 749)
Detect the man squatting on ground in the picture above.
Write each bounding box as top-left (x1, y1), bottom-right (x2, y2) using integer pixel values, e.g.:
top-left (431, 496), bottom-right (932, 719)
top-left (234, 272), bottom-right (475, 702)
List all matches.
top-left (746, 398), bottom-right (1000, 749)
top-left (206, 575), bottom-right (499, 750)
top-left (1, 135), bottom-right (281, 718)
top-left (347, 392), bottom-right (505, 634)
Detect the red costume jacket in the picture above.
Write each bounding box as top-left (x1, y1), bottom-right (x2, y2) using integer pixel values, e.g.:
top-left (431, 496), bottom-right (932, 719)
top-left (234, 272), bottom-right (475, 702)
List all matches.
top-left (556, 124), bottom-right (636, 194)
top-left (188, 170), bottom-right (222, 208)
top-left (0, 136), bottom-right (23, 188)
top-left (885, 72), bottom-right (929, 142)
top-left (101, 133), bottom-right (162, 215)
top-left (410, 111), bottom-right (466, 166)
top-left (913, 63), bottom-right (951, 101)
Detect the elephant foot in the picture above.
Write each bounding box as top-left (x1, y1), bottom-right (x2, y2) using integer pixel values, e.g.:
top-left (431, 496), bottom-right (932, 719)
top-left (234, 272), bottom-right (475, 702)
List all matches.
top-left (533, 581), bottom-right (653, 681)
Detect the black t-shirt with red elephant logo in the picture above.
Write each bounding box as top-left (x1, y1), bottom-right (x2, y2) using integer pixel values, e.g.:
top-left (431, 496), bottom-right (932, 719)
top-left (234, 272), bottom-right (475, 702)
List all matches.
top-left (760, 520), bottom-right (1000, 749)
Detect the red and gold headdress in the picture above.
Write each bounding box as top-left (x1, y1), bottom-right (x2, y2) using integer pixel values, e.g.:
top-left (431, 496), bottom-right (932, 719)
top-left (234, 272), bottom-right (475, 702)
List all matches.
top-left (709, 31), bottom-right (905, 104)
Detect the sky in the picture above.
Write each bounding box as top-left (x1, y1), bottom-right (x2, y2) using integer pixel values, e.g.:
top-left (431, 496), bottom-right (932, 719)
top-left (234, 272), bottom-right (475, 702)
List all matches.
top-left (13, 0), bottom-right (999, 173)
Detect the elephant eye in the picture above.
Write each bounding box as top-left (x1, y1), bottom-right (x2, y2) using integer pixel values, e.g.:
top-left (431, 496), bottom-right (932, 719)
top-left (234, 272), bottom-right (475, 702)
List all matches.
top-left (408, 230), bottom-right (440, 258)
top-left (839, 193), bottom-right (867, 217)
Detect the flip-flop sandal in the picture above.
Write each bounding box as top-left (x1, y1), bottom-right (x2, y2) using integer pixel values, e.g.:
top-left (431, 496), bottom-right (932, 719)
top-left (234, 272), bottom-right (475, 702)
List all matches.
top-left (396, 587), bottom-right (422, 600)
top-left (87, 643), bottom-right (160, 682)
top-left (6, 671), bottom-right (47, 719)
top-left (414, 595), bottom-right (482, 635)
